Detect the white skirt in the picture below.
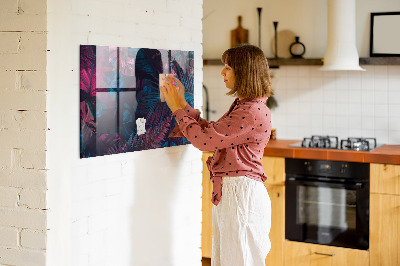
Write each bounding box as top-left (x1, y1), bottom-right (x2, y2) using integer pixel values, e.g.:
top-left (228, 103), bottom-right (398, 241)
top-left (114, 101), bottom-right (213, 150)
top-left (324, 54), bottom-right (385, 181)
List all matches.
top-left (212, 176), bottom-right (271, 266)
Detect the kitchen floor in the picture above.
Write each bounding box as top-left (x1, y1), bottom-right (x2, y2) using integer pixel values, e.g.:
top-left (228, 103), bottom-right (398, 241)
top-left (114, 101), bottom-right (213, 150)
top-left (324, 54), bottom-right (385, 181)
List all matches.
top-left (202, 257), bottom-right (211, 266)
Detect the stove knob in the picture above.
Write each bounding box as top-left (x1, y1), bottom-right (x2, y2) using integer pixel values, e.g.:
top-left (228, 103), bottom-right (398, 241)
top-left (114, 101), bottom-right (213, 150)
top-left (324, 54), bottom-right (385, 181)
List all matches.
top-left (340, 164), bottom-right (347, 174)
top-left (306, 162), bottom-right (312, 171)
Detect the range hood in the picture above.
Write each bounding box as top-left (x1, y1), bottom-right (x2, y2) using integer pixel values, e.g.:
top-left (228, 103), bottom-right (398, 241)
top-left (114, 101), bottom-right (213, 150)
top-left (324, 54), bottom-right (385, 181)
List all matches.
top-left (320, 0), bottom-right (365, 71)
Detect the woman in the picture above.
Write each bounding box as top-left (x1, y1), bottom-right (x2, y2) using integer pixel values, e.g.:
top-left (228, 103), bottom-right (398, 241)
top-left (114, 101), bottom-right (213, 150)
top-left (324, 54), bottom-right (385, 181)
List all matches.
top-left (161, 44), bottom-right (273, 266)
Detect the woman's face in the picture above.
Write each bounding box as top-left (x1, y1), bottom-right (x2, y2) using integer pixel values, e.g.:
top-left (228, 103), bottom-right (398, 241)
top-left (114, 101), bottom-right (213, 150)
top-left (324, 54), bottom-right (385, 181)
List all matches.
top-left (220, 64), bottom-right (235, 89)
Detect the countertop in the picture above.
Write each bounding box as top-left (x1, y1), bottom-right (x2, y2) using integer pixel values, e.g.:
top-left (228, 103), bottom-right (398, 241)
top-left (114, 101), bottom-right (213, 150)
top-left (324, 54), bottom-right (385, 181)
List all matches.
top-left (263, 139), bottom-right (400, 165)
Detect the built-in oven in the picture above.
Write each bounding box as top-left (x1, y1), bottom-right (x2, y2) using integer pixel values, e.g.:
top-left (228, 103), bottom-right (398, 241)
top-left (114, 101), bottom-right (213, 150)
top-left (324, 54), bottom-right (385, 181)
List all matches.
top-left (285, 158), bottom-right (370, 250)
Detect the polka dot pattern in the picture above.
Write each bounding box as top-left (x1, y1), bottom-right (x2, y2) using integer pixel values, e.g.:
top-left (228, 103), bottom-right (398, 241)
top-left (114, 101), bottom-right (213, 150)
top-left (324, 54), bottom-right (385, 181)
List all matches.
top-left (171, 97), bottom-right (272, 206)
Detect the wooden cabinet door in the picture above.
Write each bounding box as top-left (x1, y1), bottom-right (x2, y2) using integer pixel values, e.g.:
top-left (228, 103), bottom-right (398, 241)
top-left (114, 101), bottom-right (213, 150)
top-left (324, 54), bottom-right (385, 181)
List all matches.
top-left (284, 241), bottom-right (369, 266)
top-left (262, 156), bottom-right (285, 186)
top-left (370, 163), bottom-right (400, 195)
top-left (201, 152), bottom-right (213, 258)
top-left (370, 193), bottom-right (400, 266)
top-left (264, 184), bottom-right (284, 266)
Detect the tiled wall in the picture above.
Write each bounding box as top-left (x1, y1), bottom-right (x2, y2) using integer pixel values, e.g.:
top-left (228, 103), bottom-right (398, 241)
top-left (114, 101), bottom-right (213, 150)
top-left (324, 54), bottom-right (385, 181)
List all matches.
top-left (203, 65), bottom-right (400, 145)
top-left (271, 65), bottom-right (400, 144)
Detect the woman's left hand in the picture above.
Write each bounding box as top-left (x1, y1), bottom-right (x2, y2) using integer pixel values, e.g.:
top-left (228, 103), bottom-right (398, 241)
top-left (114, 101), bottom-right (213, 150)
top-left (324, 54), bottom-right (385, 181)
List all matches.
top-left (161, 77), bottom-right (185, 113)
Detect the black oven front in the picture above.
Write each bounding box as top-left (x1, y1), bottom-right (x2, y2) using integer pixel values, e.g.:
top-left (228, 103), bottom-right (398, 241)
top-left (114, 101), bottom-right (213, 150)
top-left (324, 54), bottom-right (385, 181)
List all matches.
top-left (285, 158), bottom-right (369, 250)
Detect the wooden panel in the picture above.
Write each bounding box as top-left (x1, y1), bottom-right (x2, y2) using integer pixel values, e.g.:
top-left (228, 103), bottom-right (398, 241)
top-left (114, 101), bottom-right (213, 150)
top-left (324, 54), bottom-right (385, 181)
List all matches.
top-left (370, 163), bottom-right (400, 195)
top-left (370, 193), bottom-right (400, 266)
top-left (284, 241), bottom-right (369, 266)
top-left (261, 156), bottom-right (285, 185)
top-left (265, 185), bottom-right (285, 266)
top-left (201, 152), bottom-right (213, 258)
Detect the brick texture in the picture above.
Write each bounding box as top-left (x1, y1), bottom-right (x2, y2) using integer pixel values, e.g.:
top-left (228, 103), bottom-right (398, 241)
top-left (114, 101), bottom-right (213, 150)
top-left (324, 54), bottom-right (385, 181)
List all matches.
top-left (0, 0), bottom-right (47, 264)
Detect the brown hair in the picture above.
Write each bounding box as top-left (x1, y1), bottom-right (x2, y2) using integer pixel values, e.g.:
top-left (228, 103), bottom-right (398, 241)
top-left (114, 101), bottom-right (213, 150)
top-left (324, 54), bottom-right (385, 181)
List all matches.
top-left (221, 44), bottom-right (273, 99)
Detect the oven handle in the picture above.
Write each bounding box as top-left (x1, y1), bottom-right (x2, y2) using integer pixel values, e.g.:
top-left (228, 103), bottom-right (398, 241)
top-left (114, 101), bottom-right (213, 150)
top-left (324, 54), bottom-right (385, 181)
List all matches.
top-left (286, 177), bottom-right (364, 189)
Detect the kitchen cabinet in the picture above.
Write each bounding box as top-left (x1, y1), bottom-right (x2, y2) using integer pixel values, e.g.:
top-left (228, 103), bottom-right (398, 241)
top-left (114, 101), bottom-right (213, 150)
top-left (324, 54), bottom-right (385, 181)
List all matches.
top-left (201, 152), bottom-right (213, 258)
top-left (370, 163), bottom-right (400, 195)
top-left (201, 154), bottom-right (286, 266)
top-left (284, 241), bottom-right (369, 266)
top-left (261, 156), bottom-right (285, 266)
top-left (370, 163), bottom-right (400, 266)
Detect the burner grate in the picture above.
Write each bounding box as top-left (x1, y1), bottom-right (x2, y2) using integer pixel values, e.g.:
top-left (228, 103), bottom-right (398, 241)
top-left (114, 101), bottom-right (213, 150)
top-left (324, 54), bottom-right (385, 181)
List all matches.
top-left (301, 135), bottom-right (339, 149)
top-left (340, 137), bottom-right (377, 151)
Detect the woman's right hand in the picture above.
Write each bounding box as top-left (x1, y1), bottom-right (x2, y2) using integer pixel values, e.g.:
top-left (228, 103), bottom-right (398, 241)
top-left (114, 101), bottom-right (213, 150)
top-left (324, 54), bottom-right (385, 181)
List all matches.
top-left (167, 76), bottom-right (187, 108)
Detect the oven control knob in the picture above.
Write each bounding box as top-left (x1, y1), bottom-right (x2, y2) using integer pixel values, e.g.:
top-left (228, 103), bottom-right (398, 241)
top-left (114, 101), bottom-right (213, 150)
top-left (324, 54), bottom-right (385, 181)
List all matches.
top-left (305, 162), bottom-right (312, 171)
top-left (340, 164), bottom-right (347, 174)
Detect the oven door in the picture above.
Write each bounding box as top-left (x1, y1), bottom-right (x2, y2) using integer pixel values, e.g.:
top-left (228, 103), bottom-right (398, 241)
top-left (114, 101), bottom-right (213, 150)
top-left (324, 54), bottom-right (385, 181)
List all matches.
top-left (285, 177), bottom-right (369, 250)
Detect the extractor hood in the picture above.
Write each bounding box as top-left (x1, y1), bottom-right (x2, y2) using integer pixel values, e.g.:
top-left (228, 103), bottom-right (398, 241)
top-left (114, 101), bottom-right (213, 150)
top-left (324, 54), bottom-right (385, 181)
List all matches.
top-left (320, 0), bottom-right (365, 71)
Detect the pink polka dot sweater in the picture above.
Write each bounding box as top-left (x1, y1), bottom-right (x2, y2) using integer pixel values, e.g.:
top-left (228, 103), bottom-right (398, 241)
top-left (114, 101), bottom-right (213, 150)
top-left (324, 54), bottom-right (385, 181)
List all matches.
top-left (170, 97), bottom-right (272, 206)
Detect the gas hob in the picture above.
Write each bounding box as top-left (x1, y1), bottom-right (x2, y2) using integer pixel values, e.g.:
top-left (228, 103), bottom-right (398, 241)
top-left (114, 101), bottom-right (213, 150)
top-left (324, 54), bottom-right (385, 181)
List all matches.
top-left (289, 135), bottom-right (382, 151)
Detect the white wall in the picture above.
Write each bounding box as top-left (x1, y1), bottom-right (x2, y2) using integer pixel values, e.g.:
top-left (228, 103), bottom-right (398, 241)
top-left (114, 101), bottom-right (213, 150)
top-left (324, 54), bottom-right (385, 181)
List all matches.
top-left (203, 0), bottom-right (400, 145)
top-left (0, 0), bottom-right (48, 265)
top-left (46, 0), bottom-right (203, 266)
top-left (203, 0), bottom-right (400, 58)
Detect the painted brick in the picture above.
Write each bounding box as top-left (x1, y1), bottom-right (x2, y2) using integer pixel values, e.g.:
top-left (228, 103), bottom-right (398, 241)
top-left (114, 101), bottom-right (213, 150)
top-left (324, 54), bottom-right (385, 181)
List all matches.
top-left (16, 70), bottom-right (47, 91)
top-left (20, 150), bottom-right (46, 170)
top-left (21, 32), bottom-right (47, 53)
top-left (19, 189), bottom-right (46, 209)
top-left (11, 148), bottom-right (22, 169)
top-left (19, 0), bottom-right (47, 15)
top-left (0, 91), bottom-right (46, 111)
top-left (0, 13), bottom-right (46, 32)
top-left (0, 208), bottom-right (46, 230)
top-left (152, 11), bottom-right (180, 27)
top-left (0, 71), bottom-right (16, 91)
top-left (166, 0), bottom-right (192, 15)
top-left (0, 247), bottom-right (45, 266)
top-left (189, 3), bottom-right (203, 19)
top-left (0, 187), bottom-right (19, 208)
top-left (0, 169), bottom-right (47, 189)
top-left (0, 32), bottom-right (20, 54)
top-left (0, 227), bottom-right (19, 247)
top-left (181, 16), bottom-right (202, 30)
top-left (0, 149), bottom-right (11, 169)
top-left (20, 229), bottom-right (46, 249)
top-left (1, 110), bottom-right (47, 130)
top-left (0, 0), bottom-right (18, 13)
top-left (0, 32), bottom-right (47, 71)
top-left (0, 129), bottom-right (46, 150)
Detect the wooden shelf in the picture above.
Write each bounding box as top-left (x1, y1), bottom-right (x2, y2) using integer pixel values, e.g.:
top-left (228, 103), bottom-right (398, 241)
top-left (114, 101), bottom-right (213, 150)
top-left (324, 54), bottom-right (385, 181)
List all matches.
top-left (359, 57), bottom-right (400, 65)
top-left (203, 57), bottom-right (400, 67)
top-left (203, 58), bottom-right (323, 67)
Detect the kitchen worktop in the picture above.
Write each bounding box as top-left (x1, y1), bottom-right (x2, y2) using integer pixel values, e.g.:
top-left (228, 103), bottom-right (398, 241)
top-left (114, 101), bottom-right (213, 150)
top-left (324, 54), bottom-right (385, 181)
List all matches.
top-left (264, 139), bottom-right (400, 165)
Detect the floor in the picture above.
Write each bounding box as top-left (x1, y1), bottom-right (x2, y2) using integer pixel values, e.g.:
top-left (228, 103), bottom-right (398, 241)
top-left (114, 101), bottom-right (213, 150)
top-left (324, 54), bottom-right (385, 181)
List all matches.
top-left (202, 257), bottom-right (211, 266)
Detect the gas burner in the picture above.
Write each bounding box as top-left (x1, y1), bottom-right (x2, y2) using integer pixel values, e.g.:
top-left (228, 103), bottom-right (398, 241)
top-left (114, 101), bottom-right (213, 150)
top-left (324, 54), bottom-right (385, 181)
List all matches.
top-left (301, 135), bottom-right (339, 149)
top-left (290, 136), bottom-right (380, 151)
top-left (340, 137), bottom-right (377, 151)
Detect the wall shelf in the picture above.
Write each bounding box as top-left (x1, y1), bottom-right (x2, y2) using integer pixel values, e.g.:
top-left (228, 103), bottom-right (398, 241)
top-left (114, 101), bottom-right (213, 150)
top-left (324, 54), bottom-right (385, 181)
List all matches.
top-left (359, 57), bottom-right (400, 65)
top-left (203, 57), bottom-right (400, 67)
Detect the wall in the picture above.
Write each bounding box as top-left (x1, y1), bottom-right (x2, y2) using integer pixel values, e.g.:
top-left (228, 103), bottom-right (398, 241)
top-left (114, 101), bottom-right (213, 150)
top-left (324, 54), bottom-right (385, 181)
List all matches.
top-left (46, 0), bottom-right (203, 266)
top-left (203, 0), bottom-right (400, 144)
top-left (0, 0), bottom-right (48, 265)
top-left (203, 0), bottom-right (400, 58)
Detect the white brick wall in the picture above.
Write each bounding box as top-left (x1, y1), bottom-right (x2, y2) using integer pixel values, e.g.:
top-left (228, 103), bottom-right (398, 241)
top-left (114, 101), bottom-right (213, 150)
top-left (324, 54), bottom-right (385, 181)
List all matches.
top-left (0, 0), bottom-right (48, 265)
top-left (46, 1), bottom-right (203, 266)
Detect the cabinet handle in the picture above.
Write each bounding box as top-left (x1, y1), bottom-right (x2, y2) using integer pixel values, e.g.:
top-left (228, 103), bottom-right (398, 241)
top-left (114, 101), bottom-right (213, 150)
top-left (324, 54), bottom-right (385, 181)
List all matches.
top-left (314, 252), bottom-right (335, 257)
